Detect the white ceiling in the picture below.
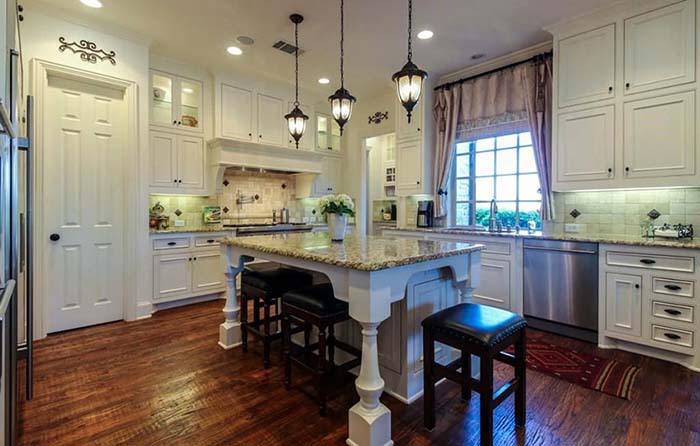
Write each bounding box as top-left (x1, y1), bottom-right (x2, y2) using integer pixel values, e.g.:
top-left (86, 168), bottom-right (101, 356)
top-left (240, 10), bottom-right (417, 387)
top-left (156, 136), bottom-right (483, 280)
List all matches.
top-left (29, 0), bottom-right (616, 97)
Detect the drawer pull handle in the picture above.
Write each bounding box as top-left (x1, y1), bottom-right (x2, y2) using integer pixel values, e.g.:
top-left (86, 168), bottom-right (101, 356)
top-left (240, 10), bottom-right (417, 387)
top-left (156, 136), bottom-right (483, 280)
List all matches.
top-left (639, 259), bottom-right (656, 265)
top-left (664, 309), bottom-right (682, 316)
top-left (167, 242), bottom-right (177, 246)
top-left (663, 333), bottom-right (681, 341)
top-left (207, 239), bottom-right (215, 243)
top-left (664, 284), bottom-right (682, 291)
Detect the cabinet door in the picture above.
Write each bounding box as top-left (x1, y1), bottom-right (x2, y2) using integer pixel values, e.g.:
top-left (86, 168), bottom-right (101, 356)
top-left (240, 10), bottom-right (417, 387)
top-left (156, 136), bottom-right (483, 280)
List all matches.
top-left (396, 138), bottom-right (423, 193)
top-left (191, 251), bottom-right (225, 293)
top-left (221, 83), bottom-right (254, 141)
top-left (151, 71), bottom-right (175, 128)
top-left (153, 254), bottom-right (192, 300)
top-left (323, 156), bottom-right (342, 194)
top-left (396, 100), bottom-right (424, 139)
top-left (257, 93), bottom-right (285, 146)
top-left (605, 273), bottom-right (642, 337)
top-left (178, 78), bottom-right (203, 132)
top-left (177, 135), bottom-right (205, 191)
top-left (557, 24), bottom-right (616, 108)
top-left (316, 113), bottom-right (330, 151)
top-left (624, 1), bottom-right (695, 95)
top-left (623, 91), bottom-right (695, 178)
top-left (473, 258), bottom-right (511, 310)
top-left (150, 131), bottom-right (178, 189)
top-left (287, 102), bottom-right (314, 150)
top-left (556, 105), bottom-right (615, 183)
top-left (410, 278), bottom-right (450, 374)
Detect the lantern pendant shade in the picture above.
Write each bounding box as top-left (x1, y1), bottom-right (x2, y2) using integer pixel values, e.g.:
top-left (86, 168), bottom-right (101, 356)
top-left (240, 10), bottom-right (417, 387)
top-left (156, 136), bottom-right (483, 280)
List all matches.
top-left (329, 87), bottom-right (355, 135)
top-left (285, 104), bottom-right (309, 149)
top-left (392, 61), bottom-right (427, 123)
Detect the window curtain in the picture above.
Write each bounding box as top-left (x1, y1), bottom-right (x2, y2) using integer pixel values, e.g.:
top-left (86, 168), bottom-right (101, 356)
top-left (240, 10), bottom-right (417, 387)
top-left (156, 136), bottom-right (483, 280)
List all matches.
top-left (432, 53), bottom-right (554, 220)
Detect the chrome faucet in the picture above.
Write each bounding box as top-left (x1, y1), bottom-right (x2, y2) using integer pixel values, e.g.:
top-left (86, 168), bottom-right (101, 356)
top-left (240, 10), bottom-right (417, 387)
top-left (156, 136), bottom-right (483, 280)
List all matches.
top-left (488, 199), bottom-right (498, 232)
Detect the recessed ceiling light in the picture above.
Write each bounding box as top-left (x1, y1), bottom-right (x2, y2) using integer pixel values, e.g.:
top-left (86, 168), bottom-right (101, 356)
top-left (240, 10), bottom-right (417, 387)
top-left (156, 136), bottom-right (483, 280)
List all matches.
top-left (471, 53), bottom-right (486, 60)
top-left (182, 87), bottom-right (194, 94)
top-left (318, 78), bottom-right (330, 85)
top-left (226, 46), bottom-right (243, 56)
top-left (237, 36), bottom-right (255, 46)
top-left (417, 30), bottom-right (434, 40)
top-left (80, 0), bottom-right (103, 8)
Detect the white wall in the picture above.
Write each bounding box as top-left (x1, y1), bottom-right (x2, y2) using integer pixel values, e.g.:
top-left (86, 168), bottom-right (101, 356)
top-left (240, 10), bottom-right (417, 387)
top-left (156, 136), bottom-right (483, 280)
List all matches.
top-left (21, 6), bottom-right (152, 322)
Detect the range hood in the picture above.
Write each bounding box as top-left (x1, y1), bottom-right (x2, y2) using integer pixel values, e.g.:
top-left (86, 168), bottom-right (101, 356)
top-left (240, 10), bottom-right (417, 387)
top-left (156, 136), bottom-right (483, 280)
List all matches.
top-left (208, 137), bottom-right (323, 192)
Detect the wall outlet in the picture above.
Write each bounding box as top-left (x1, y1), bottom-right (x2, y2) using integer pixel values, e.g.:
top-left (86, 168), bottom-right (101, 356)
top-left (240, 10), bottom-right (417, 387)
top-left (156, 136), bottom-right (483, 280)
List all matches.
top-left (174, 219), bottom-right (185, 227)
top-left (565, 223), bottom-right (583, 233)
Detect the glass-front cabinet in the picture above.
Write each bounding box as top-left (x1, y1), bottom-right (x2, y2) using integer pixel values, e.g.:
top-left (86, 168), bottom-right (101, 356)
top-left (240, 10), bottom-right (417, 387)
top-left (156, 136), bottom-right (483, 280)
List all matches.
top-left (151, 70), bottom-right (203, 133)
top-left (316, 113), bottom-right (341, 153)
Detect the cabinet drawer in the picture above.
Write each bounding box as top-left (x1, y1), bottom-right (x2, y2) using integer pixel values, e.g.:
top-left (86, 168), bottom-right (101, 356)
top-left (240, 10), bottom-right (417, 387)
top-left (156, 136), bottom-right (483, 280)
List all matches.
top-left (463, 240), bottom-right (511, 256)
top-left (651, 301), bottom-right (694, 324)
top-left (153, 237), bottom-right (191, 251)
top-left (652, 277), bottom-right (694, 299)
top-left (606, 251), bottom-right (694, 273)
top-left (194, 236), bottom-right (224, 248)
top-left (651, 324), bottom-right (694, 349)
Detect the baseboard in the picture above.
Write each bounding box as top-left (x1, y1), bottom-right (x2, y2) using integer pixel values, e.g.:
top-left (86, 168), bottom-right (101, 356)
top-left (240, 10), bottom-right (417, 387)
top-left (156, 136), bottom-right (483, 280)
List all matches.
top-left (136, 301), bottom-right (153, 320)
top-left (152, 293), bottom-right (223, 312)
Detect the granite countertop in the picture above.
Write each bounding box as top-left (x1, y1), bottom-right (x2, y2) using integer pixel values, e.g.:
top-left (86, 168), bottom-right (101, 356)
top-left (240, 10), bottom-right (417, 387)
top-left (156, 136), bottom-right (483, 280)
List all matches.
top-left (221, 232), bottom-right (483, 271)
top-left (150, 226), bottom-right (228, 235)
top-left (385, 227), bottom-right (700, 250)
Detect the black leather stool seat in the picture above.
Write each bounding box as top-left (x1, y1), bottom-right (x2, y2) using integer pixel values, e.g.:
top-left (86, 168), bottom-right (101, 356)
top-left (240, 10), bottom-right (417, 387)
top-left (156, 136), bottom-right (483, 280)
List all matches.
top-left (422, 303), bottom-right (526, 347)
top-left (282, 283), bottom-right (348, 316)
top-left (242, 262), bottom-right (314, 297)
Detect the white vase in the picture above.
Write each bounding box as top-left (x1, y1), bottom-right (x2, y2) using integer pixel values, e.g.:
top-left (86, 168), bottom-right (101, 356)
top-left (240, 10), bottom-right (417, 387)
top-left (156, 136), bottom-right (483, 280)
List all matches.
top-left (327, 213), bottom-right (348, 241)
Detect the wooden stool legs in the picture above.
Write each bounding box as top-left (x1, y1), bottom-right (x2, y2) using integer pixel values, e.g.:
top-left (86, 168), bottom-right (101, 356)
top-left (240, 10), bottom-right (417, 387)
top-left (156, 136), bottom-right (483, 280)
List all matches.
top-left (480, 351), bottom-right (494, 446)
top-left (515, 333), bottom-right (526, 427)
top-left (423, 329), bottom-right (436, 431)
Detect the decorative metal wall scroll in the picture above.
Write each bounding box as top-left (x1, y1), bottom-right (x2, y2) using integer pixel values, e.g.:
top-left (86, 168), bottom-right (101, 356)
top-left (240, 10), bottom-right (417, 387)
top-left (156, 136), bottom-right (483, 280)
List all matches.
top-left (368, 111), bottom-right (389, 125)
top-left (58, 37), bottom-right (117, 65)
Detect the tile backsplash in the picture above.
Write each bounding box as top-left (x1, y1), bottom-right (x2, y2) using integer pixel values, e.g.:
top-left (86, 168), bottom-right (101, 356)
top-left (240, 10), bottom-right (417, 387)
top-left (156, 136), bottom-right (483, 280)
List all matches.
top-left (545, 188), bottom-right (700, 236)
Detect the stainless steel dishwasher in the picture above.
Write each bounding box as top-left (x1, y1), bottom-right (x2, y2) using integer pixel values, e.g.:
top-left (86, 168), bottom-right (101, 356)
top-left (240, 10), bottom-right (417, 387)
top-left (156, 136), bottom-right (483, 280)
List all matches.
top-left (523, 238), bottom-right (599, 342)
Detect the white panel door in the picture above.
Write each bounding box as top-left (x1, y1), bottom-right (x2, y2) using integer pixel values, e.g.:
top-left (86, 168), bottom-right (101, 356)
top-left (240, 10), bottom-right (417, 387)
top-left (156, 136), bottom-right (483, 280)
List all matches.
top-left (473, 258), bottom-right (511, 310)
top-left (623, 91), bottom-right (695, 178)
top-left (153, 254), bottom-right (192, 300)
top-left (396, 138), bottom-right (423, 193)
top-left (149, 131), bottom-right (177, 189)
top-left (44, 76), bottom-right (125, 332)
top-left (221, 83), bottom-right (253, 141)
top-left (177, 135), bottom-right (205, 191)
top-left (605, 273), bottom-right (642, 337)
top-left (557, 24), bottom-right (616, 108)
top-left (257, 93), bottom-right (285, 146)
top-left (624, 1), bottom-right (695, 95)
top-left (191, 251), bottom-right (225, 293)
top-left (556, 105), bottom-right (615, 183)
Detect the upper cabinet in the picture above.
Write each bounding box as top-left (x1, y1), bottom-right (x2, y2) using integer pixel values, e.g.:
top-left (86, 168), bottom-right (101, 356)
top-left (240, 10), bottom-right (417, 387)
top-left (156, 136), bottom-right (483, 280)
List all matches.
top-left (316, 113), bottom-right (341, 153)
top-left (551, 0), bottom-right (700, 191)
top-left (257, 93), bottom-right (286, 146)
top-left (557, 24), bottom-right (616, 108)
top-left (149, 131), bottom-right (205, 194)
top-left (624, 1), bottom-right (695, 95)
top-left (220, 84), bottom-right (254, 141)
top-left (396, 99), bottom-right (424, 139)
top-left (394, 90), bottom-right (433, 196)
top-left (151, 70), bottom-right (203, 133)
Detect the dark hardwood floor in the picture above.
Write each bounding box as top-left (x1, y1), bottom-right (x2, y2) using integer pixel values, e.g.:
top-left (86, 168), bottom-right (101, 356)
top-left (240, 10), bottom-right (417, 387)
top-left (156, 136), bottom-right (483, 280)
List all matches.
top-left (18, 300), bottom-right (700, 446)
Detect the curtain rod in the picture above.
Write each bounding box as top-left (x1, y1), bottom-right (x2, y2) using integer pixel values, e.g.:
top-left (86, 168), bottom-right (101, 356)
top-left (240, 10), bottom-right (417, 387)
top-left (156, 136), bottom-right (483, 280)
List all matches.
top-left (434, 51), bottom-right (553, 91)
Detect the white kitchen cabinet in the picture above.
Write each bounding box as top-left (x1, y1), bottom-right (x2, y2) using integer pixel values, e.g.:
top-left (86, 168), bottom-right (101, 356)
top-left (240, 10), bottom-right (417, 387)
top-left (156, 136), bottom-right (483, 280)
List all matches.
top-left (624, 1), bottom-right (695, 95)
top-left (557, 24), bottom-right (616, 108)
top-left (395, 138), bottom-right (424, 194)
top-left (287, 101), bottom-right (314, 150)
top-left (473, 258), bottom-right (512, 310)
top-left (191, 251), bottom-right (225, 293)
top-left (151, 70), bottom-right (203, 133)
top-left (150, 131), bottom-right (206, 194)
top-left (295, 155), bottom-right (343, 198)
top-left (220, 83), bottom-right (254, 141)
top-left (555, 105), bottom-right (615, 184)
top-left (605, 272), bottom-right (643, 337)
top-left (153, 253), bottom-right (193, 300)
top-left (623, 90), bottom-right (695, 179)
top-left (394, 86), bottom-right (433, 196)
top-left (396, 99), bottom-right (424, 140)
top-left (316, 113), bottom-right (341, 153)
top-left (257, 93), bottom-right (286, 147)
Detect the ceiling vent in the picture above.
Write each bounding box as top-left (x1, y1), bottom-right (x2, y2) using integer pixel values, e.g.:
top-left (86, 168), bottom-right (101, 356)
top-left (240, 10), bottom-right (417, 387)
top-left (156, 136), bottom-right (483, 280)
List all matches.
top-left (273, 40), bottom-right (305, 56)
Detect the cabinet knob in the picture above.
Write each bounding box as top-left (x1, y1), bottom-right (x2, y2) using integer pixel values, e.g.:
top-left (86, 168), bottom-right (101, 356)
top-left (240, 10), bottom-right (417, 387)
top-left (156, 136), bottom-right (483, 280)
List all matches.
top-left (608, 86), bottom-right (613, 93)
top-left (178, 179), bottom-right (182, 184)
top-left (172, 120), bottom-right (177, 125)
top-left (625, 167), bottom-right (630, 172)
top-left (193, 257), bottom-right (197, 261)
top-left (177, 121), bottom-right (182, 125)
top-left (188, 257), bottom-right (192, 261)
top-left (607, 168), bottom-right (612, 173)
top-left (248, 133), bottom-right (252, 137)
top-left (259, 134), bottom-right (262, 139)
top-left (417, 128), bottom-right (421, 132)
top-left (49, 233), bottom-right (60, 242)
top-left (635, 284), bottom-right (640, 289)
top-left (625, 83), bottom-right (630, 89)
top-left (416, 181), bottom-right (420, 185)
top-left (173, 179), bottom-right (178, 183)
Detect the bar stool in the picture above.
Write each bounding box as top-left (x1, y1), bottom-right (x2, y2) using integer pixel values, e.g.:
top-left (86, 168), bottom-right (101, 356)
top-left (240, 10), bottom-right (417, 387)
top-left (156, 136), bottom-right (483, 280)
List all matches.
top-left (422, 303), bottom-right (527, 446)
top-left (281, 283), bottom-right (361, 415)
top-left (241, 262), bottom-right (314, 368)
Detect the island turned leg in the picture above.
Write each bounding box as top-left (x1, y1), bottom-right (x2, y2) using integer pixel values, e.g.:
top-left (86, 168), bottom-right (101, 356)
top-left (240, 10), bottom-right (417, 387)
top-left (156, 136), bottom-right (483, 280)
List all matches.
top-left (218, 250), bottom-right (248, 350)
top-left (347, 321), bottom-right (394, 446)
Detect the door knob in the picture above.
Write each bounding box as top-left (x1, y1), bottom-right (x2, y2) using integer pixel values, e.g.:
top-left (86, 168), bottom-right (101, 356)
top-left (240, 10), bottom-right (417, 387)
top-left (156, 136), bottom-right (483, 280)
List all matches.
top-left (49, 233), bottom-right (60, 242)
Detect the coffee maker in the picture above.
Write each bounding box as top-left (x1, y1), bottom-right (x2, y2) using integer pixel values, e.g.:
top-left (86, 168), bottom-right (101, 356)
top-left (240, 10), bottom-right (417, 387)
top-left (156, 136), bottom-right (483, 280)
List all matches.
top-left (416, 200), bottom-right (434, 228)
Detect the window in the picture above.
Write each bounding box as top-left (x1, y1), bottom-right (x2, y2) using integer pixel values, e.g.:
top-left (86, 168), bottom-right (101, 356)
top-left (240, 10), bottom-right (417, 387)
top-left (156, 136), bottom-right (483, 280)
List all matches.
top-left (453, 132), bottom-right (542, 228)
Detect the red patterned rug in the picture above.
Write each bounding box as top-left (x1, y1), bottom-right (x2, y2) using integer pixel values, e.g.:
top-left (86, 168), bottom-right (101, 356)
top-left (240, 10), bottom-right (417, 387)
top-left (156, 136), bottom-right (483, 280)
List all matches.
top-left (509, 332), bottom-right (641, 400)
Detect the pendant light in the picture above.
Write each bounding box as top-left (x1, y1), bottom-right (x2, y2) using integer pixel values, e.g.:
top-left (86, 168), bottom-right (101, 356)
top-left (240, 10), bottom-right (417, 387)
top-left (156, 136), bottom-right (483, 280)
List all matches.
top-left (392, 0), bottom-right (427, 123)
top-left (285, 13), bottom-right (309, 149)
top-left (328, 0), bottom-right (356, 135)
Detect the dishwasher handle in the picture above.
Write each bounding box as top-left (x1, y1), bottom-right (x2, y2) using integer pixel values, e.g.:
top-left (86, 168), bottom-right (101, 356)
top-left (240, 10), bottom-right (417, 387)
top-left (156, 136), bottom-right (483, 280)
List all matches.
top-left (523, 245), bottom-right (598, 255)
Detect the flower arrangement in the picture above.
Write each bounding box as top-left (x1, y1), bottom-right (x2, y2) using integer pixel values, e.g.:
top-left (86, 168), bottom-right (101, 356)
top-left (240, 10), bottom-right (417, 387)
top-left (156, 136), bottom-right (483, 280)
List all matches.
top-left (318, 194), bottom-right (355, 217)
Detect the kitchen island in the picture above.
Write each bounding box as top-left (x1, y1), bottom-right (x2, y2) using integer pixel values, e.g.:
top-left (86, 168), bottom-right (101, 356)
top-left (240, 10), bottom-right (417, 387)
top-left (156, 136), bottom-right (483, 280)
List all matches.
top-left (219, 232), bottom-right (483, 446)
